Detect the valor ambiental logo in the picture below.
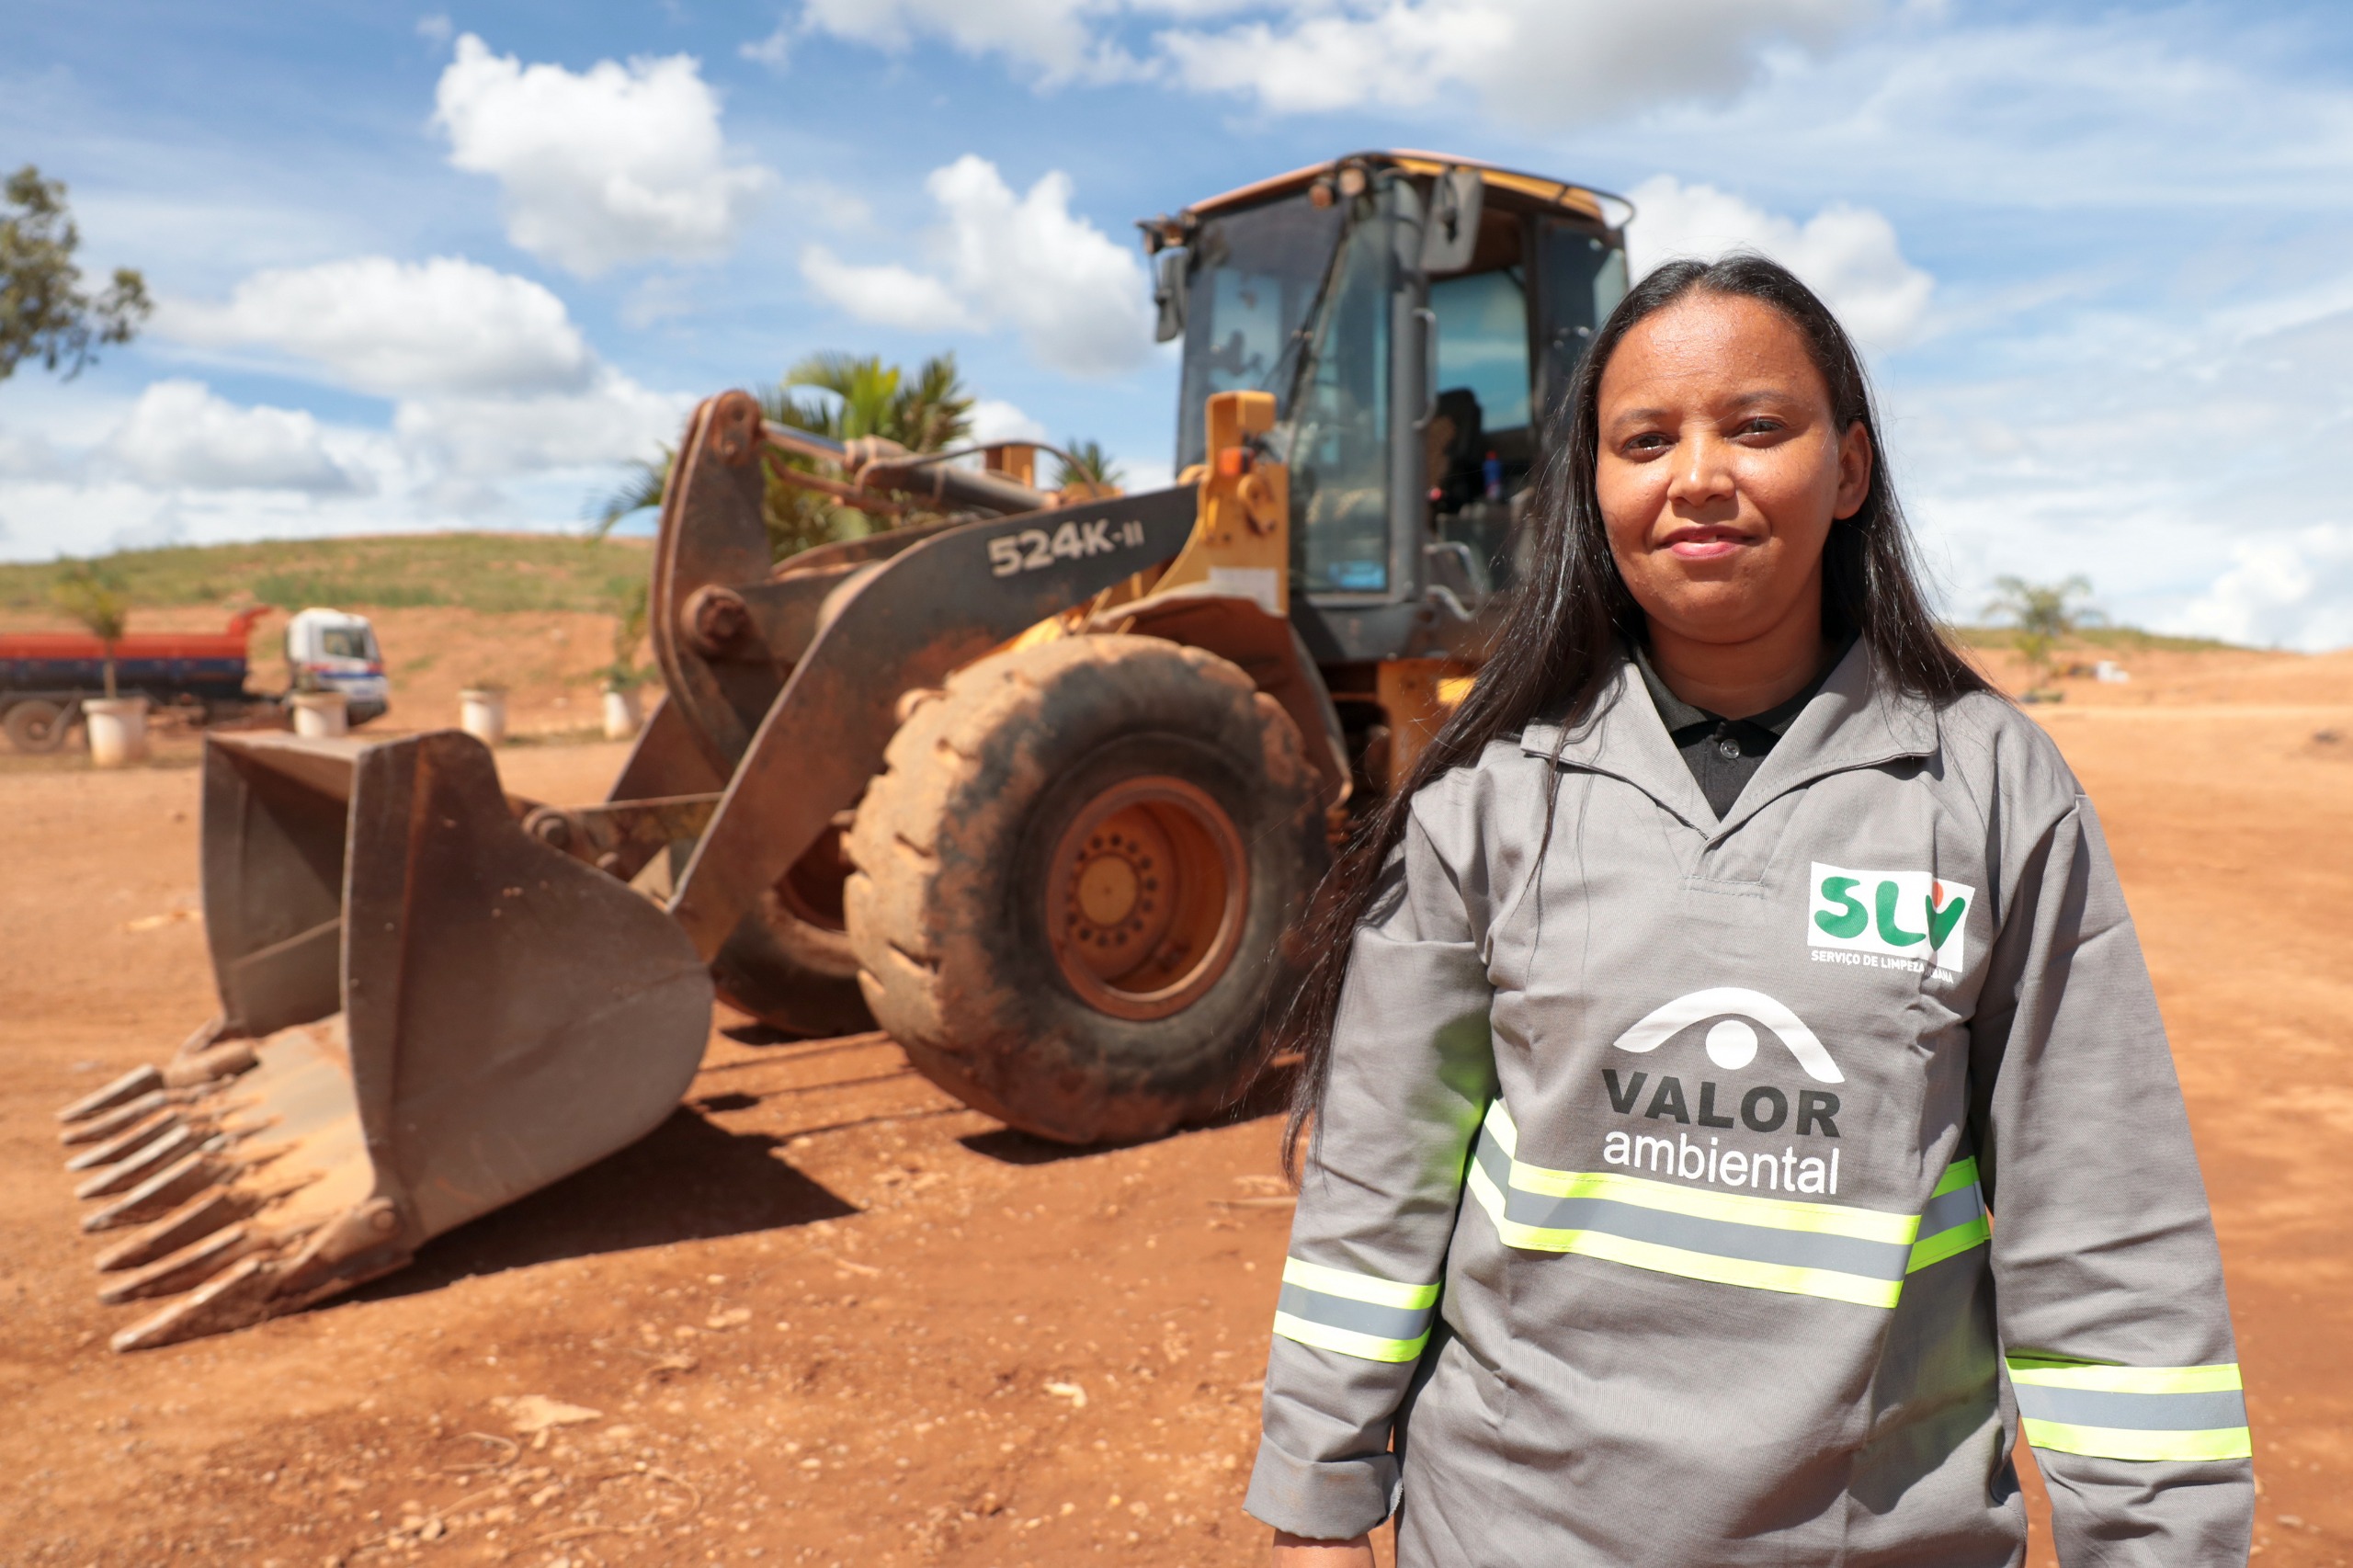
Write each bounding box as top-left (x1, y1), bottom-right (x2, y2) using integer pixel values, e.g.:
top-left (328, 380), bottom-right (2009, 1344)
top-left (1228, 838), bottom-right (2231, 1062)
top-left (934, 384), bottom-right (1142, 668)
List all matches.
top-left (1807, 861), bottom-right (1973, 980)
top-left (1598, 986), bottom-right (1847, 1194)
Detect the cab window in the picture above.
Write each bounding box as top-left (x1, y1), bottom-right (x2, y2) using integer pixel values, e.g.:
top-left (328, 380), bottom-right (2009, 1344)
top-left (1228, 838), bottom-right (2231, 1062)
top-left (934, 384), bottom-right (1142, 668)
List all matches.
top-left (1427, 210), bottom-right (1537, 595)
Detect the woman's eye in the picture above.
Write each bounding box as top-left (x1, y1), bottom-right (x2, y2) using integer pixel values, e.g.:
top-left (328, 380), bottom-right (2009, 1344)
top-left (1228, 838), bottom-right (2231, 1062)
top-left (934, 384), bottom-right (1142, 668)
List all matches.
top-left (1734, 417), bottom-right (1783, 437)
top-left (1622, 432), bottom-right (1672, 453)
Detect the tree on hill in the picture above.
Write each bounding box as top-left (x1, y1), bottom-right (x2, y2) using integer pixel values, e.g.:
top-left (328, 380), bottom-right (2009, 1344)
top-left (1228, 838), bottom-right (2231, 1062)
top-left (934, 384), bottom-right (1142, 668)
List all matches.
top-left (52, 560), bottom-right (131, 699)
top-left (2, 165), bottom-right (150, 382)
top-left (1986, 574), bottom-right (2100, 689)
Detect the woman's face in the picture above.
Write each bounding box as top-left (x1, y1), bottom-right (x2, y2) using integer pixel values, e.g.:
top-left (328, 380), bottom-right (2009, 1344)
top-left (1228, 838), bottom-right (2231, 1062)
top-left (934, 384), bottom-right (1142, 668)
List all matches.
top-left (1594, 292), bottom-right (1870, 648)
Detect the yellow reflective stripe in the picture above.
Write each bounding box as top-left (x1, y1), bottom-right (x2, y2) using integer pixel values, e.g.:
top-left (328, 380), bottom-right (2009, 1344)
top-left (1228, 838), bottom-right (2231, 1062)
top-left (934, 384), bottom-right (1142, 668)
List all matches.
top-left (1906, 1216), bottom-right (1991, 1271)
top-left (2008, 1360), bottom-right (2243, 1394)
top-left (1467, 1159), bottom-right (1904, 1309)
top-left (1908, 1158), bottom-right (1989, 1273)
top-left (1505, 1162), bottom-right (1919, 1245)
top-left (1483, 1097), bottom-right (1519, 1156)
top-left (2021, 1417), bottom-right (2253, 1463)
top-left (1270, 1311), bottom-right (1429, 1364)
top-left (1280, 1256), bottom-right (1438, 1311)
top-left (1491, 1099), bottom-right (1915, 1245)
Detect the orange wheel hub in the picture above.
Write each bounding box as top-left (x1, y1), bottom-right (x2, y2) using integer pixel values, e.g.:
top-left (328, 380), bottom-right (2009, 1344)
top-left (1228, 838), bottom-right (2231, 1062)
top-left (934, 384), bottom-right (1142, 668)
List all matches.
top-left (1045, 776), bottom-right (1247, 1020)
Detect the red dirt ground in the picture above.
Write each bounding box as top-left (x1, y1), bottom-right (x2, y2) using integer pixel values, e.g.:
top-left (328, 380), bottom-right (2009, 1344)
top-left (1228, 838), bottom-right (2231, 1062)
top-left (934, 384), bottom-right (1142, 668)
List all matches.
top-left (2, 648), bottom-right (2347, 1567)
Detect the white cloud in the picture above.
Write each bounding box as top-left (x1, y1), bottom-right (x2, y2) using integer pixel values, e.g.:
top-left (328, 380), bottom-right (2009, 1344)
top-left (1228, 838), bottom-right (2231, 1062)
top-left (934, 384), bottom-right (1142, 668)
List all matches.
top-left (2167, 528), bottom-right (2353, 652)
top-left (800, 157), bottom-right (1153, 379)
top-left (788, 0), bottom-right (1863, 113)
top-left (393, 369), bottom-right (691, 479)
top-left (801, 245), bottom-right (977, 333)
top-left (1889, 273), bottom-right (2353, 653)
top-left (967, 399), bottom-right (1050, 446)
top-left (433, 34), bottom-right (769, 277)
top-left (797, 0), bottom-right (1140, 85)
top-left (1625, 176), bottom-right (1934, 350)
top-left (106, 381), bottom-right (359, 494)
top-left (0, 427), bottom-right (64, 480)
top-left (740, 16), bottom-right (792, 69)
top-left (157, 256), bottom-right (593, 396)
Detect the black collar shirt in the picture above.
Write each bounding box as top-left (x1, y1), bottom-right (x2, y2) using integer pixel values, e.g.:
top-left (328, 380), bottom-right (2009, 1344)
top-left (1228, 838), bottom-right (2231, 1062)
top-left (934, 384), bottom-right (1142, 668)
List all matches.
top-left (1631, 639), bottom-right (1852, 822)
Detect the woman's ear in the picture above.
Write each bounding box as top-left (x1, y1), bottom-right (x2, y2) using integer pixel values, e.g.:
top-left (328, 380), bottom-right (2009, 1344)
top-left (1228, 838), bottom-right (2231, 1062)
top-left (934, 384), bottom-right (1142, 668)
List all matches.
top-left (1833, 420), bottom-right (1873, 522)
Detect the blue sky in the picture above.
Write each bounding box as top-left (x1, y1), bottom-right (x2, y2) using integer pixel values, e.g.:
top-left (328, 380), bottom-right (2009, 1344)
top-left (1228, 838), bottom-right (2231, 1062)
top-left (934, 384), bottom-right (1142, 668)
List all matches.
top-left (5, 1), bottom-right (2352, 647)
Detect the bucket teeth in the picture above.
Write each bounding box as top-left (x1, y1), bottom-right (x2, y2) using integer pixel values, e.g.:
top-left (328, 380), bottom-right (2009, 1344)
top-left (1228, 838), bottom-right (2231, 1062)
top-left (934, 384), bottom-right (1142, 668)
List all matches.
top-left (162, 1040), bottom-right (259, 1089)
top-left (112, 1255), bottom-right (277, 1354)
top-left (98, 1224), bottom-right (258, 1305)
top-left (58, 1066), bottom-right (165, 1125)
top-left (96, 1187), bottom-right (258, 1272)
top-left (59, 1091), bottom-right (173, 1145)
top-left (81, 1144), bottom-right (228, 1232)
top-left (64, 1111), bottom-right (184, 1172)
top-left (74, 1126), bottom-right (208, 1199)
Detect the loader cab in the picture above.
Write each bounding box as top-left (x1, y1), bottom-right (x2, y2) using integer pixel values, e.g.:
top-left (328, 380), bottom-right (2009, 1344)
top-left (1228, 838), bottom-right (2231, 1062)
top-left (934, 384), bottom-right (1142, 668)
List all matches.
top-left (1149, 154), bottom-right (1630, 663)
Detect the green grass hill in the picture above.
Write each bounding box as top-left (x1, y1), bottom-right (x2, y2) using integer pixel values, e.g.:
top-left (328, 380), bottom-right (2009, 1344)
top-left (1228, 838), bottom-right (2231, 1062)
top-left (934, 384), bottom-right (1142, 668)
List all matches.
top-left (1945, 624), bottom-right (2242, 655)
top-left (0, 533), bottom-right (652, 618)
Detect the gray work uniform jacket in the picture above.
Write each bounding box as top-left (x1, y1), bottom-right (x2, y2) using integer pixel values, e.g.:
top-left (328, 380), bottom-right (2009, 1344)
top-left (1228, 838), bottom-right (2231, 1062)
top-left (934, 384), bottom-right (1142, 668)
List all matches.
top-left (1246, 644), bottom-right (2252, 1565)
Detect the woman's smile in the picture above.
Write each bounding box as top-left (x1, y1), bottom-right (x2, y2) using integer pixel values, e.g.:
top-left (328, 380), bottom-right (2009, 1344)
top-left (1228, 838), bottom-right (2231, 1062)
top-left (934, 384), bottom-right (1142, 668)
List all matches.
top-left (1662, 523), bottom-right (1754, 562)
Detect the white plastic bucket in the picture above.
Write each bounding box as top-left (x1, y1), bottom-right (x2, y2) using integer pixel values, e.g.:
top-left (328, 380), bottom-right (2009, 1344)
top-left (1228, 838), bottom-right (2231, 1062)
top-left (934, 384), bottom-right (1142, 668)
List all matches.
top-left (601, 686), bottom-right (642, 741)
top-left (84, 696), bottom-right (150, 768)
top-left (290, 690), bottom-right (350, 738)
top-left (460, 688), bottom-right (508, 746)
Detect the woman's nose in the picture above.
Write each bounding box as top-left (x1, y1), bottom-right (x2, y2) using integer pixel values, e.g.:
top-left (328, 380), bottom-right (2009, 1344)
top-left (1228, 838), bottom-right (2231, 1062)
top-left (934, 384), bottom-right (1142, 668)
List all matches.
top-left (1665, 429), bottom-right (1736, 508)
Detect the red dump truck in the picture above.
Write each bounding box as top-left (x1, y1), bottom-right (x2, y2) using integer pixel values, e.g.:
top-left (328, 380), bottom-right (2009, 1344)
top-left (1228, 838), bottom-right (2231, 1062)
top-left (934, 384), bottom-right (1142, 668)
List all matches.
top-left (0, 608), bottom-right (274, 753)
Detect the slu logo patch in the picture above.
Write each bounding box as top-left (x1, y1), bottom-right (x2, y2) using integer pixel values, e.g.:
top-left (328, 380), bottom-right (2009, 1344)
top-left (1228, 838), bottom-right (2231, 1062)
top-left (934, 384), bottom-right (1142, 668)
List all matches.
top-left (1808, 861), bottom-right (1973, 977)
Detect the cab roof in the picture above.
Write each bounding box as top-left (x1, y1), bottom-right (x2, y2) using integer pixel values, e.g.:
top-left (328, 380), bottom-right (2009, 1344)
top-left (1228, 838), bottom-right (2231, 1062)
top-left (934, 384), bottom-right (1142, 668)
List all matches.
top-left (1180, 151), bottom-right (1620, 227)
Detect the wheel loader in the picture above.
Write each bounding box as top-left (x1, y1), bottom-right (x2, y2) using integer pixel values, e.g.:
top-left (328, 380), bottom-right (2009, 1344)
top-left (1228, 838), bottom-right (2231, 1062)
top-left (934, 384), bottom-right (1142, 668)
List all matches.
top-left (52, 152), bottom-right (1631, 1351)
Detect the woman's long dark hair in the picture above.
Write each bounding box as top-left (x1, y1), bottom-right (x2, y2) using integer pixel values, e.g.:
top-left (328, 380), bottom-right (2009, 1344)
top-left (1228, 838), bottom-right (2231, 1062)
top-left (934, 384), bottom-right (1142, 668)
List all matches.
top-left (1275, 253), bottom-right (1990, 1177)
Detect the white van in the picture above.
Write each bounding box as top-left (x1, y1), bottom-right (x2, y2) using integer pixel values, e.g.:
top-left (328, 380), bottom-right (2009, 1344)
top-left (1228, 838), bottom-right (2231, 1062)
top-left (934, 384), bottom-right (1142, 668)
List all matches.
top-left (285, 608), bottom-right (391, 724)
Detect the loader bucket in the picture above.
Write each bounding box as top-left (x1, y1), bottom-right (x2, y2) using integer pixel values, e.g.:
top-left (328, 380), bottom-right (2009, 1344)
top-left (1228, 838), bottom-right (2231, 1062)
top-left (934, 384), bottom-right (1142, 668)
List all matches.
top-left (54, 730), bottom-right (713, 1351)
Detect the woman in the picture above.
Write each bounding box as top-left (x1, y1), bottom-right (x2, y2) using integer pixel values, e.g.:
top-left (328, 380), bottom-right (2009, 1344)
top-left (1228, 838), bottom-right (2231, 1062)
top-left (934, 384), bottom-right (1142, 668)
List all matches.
top-left (1249, 256), bottom-right (2251, 1566)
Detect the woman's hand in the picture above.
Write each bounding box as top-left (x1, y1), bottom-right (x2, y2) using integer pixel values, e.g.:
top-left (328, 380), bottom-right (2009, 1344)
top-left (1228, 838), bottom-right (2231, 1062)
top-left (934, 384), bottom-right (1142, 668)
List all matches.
top-left (1272, 1529), bottom-right (1375, 1566)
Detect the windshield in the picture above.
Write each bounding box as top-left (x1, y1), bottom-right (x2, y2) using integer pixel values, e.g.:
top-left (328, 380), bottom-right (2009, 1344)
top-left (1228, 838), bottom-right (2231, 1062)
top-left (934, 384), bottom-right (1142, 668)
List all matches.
top-left (1282, 205), bottom-right (1393, 596)
top-left (319, 628), bottom-right (374, 661)
top-left (1175, 194), bottom-right (1347, 471)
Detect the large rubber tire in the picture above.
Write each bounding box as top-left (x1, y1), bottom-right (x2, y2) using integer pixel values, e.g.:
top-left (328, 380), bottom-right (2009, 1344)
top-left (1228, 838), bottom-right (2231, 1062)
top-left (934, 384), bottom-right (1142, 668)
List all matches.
top-left (845, 634), bottom-right (1327, 1143)
top-left (4, 699), bottom-right (73, 754)
top-left (709, 824), bottom-right (876, 1039)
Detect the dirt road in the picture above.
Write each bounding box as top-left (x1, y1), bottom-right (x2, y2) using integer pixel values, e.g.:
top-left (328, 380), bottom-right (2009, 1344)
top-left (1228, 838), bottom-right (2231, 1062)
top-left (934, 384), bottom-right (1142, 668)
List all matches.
top-left (3, 653), bottom-right (2347, 1566)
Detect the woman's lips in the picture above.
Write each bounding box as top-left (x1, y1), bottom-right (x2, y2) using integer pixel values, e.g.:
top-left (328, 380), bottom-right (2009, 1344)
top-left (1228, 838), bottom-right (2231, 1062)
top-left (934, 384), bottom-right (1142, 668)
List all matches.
top-left (1664, 527), bottom-right (1750, 562)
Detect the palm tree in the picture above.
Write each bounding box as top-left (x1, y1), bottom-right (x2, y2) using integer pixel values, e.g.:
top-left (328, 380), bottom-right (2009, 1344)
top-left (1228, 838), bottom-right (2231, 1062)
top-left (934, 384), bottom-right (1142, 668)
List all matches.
top-left (763, 352), bottom-right (974, 559)
top-left (51, 560), bottom-right (131, 699)
top-left (1052, 437), bottom-right (1125, 498)
top-left (1985, 574), bottom-right (2100, 689)
top-left (589, 353), bottom-right (977, 562)
top-left (588, 446), bottom-right (673, 539)
top-left (765, 351), bottom-right (974, 449)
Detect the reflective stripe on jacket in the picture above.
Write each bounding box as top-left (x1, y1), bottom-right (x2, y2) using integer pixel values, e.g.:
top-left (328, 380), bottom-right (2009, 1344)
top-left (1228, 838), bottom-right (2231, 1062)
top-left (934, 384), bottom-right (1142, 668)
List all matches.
top-left (1245, 644), bottom-right (2252, 1566)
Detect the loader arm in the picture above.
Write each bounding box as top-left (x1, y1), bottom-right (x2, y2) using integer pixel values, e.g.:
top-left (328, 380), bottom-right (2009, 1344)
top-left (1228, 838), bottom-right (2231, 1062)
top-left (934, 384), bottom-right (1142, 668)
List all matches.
top-left (645, 392), bottom-right (1060, 781)
top-left (667, 483), bottom-right (1200, 959)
